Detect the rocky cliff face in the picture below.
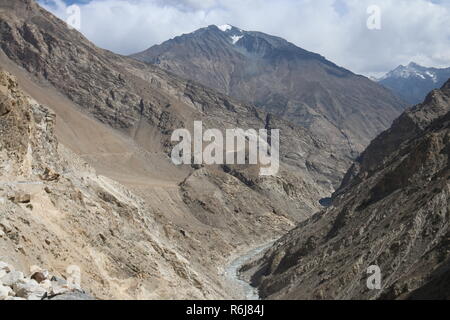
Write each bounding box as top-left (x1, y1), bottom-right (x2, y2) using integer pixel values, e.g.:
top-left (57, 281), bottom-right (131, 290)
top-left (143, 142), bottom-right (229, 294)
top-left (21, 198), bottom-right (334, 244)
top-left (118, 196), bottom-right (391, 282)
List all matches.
top-left (133, 24), bottom-right (407, 155)
top-left (379, 62), bottom-right (450, 105)
top-left (0, 69), bottom-right (233, 299)
top-left (0, 0), bottom-right (353, 299)
top-left (243, 80), bottom-right (450, 300)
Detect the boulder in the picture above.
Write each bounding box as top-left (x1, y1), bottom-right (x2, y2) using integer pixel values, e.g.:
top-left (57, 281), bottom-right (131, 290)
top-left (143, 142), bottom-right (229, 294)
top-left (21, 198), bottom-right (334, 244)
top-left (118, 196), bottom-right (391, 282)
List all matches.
top-left (0, 284), bottom-right (14, 300)
top-left (31, 271), bottom-right (47, 283)
top-left (13, 279), bottom-right (47, 299)
top-left (29, 266), bottom-right (49, 283)
top-left (30, 265), bottom-right (49, 275)
top-left (0, 270), bottom-right (24, 287)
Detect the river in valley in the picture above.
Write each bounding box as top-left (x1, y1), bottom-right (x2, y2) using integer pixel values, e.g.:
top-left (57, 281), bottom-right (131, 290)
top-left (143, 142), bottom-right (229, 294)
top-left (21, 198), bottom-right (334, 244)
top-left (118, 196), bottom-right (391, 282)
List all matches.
top-left (224, 241), bottom-right (275, 300)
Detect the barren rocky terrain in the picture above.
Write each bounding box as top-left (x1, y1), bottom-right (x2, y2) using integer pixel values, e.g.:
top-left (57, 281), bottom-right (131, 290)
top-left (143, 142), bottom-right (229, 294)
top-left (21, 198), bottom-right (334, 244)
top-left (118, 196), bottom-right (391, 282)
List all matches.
top-left (1, 0), bottom-right (448, 301)
top-left (133, 24), bottom-right (407, 155)
top-left (243, 80), bottom-right (450, 300)
top-left (0, 0), bottom-right (352, 300)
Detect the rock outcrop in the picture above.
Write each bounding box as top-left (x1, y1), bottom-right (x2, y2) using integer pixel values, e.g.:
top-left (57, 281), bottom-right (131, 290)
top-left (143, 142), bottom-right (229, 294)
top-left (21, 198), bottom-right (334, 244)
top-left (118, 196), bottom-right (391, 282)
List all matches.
top-left (244, 80), bottom-right (450, 300)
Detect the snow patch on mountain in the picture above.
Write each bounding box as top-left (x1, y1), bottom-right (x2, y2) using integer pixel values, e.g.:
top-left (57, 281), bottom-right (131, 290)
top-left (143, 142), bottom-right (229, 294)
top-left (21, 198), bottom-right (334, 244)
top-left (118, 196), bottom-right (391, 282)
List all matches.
top-left (425, 71), bottom-right (438, 83)
top-left (231, 35), bottom-right (243, 44)
top-left (380, 63), bottom-right (437, 81)
top-left (378, 62), bottom-right (450, 104)
top-left (218, 24), bottom-right (232, 32)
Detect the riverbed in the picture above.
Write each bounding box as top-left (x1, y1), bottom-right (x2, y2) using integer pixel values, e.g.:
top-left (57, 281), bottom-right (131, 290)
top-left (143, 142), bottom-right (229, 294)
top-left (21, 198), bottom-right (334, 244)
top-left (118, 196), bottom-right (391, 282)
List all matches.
top-left (223, 241), bottom-right (275, 300)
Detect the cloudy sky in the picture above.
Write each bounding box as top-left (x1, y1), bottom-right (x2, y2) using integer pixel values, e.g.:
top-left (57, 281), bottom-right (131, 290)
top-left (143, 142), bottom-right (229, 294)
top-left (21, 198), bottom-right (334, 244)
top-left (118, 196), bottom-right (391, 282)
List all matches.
top-left (37, 0), bottom-right (450, 77)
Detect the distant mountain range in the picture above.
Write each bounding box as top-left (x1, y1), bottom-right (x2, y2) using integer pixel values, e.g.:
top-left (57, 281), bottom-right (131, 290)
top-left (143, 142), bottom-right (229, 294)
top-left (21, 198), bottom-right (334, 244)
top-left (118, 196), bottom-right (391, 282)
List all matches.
top-left (132, 24), bottom-right (406, 155)
top-left (379, 62), bottom-right (450, 105)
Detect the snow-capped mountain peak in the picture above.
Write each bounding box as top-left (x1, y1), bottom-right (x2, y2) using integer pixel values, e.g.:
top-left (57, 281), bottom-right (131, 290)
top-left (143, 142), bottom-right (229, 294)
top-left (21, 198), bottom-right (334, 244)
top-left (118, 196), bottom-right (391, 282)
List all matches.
top-left (213, 24), bottom-right (245, 45)
top-left (379, 62), bottom-right (450, 104)
top-left (217, 24), bottom-right (232, 32)
top-left (380, 62), bottom-right (439, 81)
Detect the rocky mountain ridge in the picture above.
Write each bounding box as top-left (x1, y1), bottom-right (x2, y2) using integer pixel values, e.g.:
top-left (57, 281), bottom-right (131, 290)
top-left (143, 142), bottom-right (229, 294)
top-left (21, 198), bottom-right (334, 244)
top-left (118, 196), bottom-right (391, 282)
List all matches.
top-left (243, 79), bottom-right (450, 300)
top-left (379, 62), bottom-right (450, 105)
top-left (133, 24), bottom-right (407, 155)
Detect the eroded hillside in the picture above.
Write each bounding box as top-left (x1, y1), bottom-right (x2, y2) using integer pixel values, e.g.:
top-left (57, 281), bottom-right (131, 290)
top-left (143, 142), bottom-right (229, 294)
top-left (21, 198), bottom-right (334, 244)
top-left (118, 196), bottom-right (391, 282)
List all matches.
top-left (243, 80), bottom-right (450, 300)
top-left (0, 70), bottom-right (243, 299)
top-left (0, 0), bottom-right (353, 300)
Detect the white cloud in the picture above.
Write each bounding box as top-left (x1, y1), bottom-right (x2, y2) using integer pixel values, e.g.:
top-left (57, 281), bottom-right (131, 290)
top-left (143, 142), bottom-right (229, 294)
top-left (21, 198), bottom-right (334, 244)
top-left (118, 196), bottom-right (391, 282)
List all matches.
top-left (38, 0), bottom-right (450, 76)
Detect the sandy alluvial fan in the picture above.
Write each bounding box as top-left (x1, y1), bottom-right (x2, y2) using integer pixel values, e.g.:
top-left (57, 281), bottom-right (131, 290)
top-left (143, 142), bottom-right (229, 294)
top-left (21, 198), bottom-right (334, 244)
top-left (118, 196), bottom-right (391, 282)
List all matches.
top-left (0, 0), bottom-right (449, 301)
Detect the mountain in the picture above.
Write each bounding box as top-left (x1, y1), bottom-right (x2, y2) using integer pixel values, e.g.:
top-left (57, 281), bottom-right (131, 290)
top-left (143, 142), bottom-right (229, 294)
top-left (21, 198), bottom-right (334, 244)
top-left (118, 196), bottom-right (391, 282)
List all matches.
top-left (379, 62), bottom-right (450, 105)
top-left (242, 80), bottom-right (450, 299)
top-left (0, 0), bottom-right (352, 299)
top-left (132, 24), bottom-right (407, 155)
